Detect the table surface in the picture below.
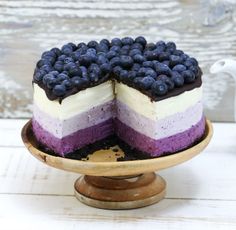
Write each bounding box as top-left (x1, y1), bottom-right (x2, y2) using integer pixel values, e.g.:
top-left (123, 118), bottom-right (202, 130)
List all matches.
top-left (0, 120), bottom-right (236, 230)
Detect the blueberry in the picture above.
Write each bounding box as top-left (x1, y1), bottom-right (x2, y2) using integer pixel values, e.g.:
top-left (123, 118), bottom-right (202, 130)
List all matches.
top-left (144, 50), bottom-right (158, 61)
top-left (187, 57), bottom-right (198, 66)
top-left (166, 41), bottom-right (176, 50)
top-left (50, 47), bottom-right (61, 56)
top-left (171, 71), bottom-right (184, 87)
top-left (172, 64), bottom-right (186, 73)
top-left (121, 37), bottom-right (134, 46)
top-left (131, 43), bottom-right (144, 51)
top-left (133, 77), bottom-right (143, 88)
top-left (156, 75), bottom-right (174, 90)
top-left (146, 43), bottom-right (156, 51)
top-left (71, 77), bottom-right (89, 88)
top-left (57, 73), bottom-right (69, 82)
top-left (111, 38), bottom-right (122, 47)
top-left (68, 67), bottom-right (82, 77)
top-left (158, 52), bottom-right (170, 62)
top-left (100, 63), bottom-right (111, 73)
top-left (67, 42), bottom-right (77, 51)
top-left (169, 55), bottom-right (183, 67)
top-left (137, 67), bottom-right (147, 77)
top-left (127, 71), bottom-right (137, 81)
top-left (87, 48), bottom-right (97, 55)
top-left (106, 51), bottom-right (117, 60)
top-left (77, 42), bottom-right (87, 49)
top-left (129, 49), bottom-right (142, 57)
top-left (62, 79), bottom-right (73, 89)
top-left (64, 57), bottom-right (74, 64)
top-left (119, 70), bottom-right (129, 80)
top-left (173, 49), bottom-right (184, 56)
top-left (133, 54), bottom-right (145, 63)
top-left (154, 63), bottom-right (171, 76)
top-left (156, 41), bottom-right (166, 47)
top-left (34, 70), bottom-right (45, 81)
top-left (78, 46), bottom-right (88, 55)
top-left (139, 76), bottom-right (155, 90)
top-left (79, 55), bottom-right (92, 67)
top-left (89, 72), bottom-right (99, 82)
top-left (58, 55), bottom-right (67, 61)
top-left (87, 40), bottom-right (98, 49)
top-left (181, 53), bottom-right (189, 61)
top-left (131, 63), bottom-right (141, 71)
top-left (46, 76), bottom-right (57, 89)
top-left (42, 73), bottom-right (54, 85)
top-left (97, 44), bottom-right (109, 53)
top-left (120, 48), bottom-right (129, 56)
top-left (53, 84), bottom-right (66, 96)
top-left (61, 45), bottom-right (73, 55)
top-left (113, 66), bottom-right (123, 75)
top-left (182, 70), bottom-right (195, 83)
top-left (110, 46), bottom-right (121, 53)
top-left (100, 39), bottom-right (110, 47)
top-left (135, 36), bottom-right (147, 47)
top-left (143, 61), bottom-right (153, 68)
top-left (97, 54), bottom-right (109, 65)
top-left (145, 69), bottom-right (157, 78)
top-left (151, 80), bottom-right (168, 96)
top-left (37, 59), bottom-right (50, 68)
top-left (41, 51), bottom-right (56, 59)
top-left (189, 65), bottom-right (199, 75)
top-left (86, 53), bottom-right (97, 62)
top-left (110, 57), bottom-right (121, 67)
top-left (71, 51), bottom-right (81, 61)
top-left (64, 62), bottom-right (77, 71)
top-left (40, 64), bottom-right (52, 73)
top-left (184, 60), bottom-right (193, 68)
top-left (50, 71), bottom-right (59, 76)
top-left (89, 63), bottom-right (100, 74)
top-left (54, 62), bottom-right (64, 72)
top-left (120, 56), bottom-right (133, 69)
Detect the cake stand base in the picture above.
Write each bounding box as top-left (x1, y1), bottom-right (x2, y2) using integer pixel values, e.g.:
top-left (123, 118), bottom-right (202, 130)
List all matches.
top-left (74, 173), bottom-right (166, 209)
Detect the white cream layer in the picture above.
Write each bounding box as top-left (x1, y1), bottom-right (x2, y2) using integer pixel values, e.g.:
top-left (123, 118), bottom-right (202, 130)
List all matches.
top-left (34, 81), bottom-right (202, 121)
top-left (115, 83), bottom-right (202, 121)
top-left (33, 81), bottom-right (114, 120)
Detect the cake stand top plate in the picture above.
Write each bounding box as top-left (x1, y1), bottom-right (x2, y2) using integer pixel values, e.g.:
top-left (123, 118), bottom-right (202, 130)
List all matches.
top-left (21, 120), bottom-right (213, 177)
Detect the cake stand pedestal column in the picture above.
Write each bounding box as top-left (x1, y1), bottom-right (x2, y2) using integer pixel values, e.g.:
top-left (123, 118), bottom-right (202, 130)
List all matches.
top-left (74, 172), bottom-right (166, 210)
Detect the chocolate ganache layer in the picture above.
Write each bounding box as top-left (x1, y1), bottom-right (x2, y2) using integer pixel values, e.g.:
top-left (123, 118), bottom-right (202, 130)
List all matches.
top-left (33, 37), bottom-right (202, 102)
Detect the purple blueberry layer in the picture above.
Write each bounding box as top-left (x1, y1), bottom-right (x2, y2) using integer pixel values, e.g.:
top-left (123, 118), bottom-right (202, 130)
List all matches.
top-left (115, 116), bottom-right (205, 157)
top-left (32, 118), bottom-right (114, 157)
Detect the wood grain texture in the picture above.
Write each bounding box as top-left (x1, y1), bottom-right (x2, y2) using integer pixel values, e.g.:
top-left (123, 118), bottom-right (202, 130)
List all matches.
top-left (0, 0), bottom-right (236, 120)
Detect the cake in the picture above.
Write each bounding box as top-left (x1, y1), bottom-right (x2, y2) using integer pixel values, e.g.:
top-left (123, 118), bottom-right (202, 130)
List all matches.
top-left (32, 37), bottom-right (205, 159)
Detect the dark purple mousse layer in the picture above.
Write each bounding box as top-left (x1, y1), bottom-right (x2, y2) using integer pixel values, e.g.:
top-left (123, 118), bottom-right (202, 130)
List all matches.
top-left (32, 118), bottom-right (114, 157)
top-left (115, 116), bottom-right (205, 157)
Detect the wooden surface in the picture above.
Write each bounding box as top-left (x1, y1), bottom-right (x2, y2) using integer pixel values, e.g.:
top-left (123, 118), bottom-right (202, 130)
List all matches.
top-left (1, 119), bottom-right (236, 229)
top-left (21, 119), bottom-right (212, 176)
top-left (0, 0), bottom-right (236, 121)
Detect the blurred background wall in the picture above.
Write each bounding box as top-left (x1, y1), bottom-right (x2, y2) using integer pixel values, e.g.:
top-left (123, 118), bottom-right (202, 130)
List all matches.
top-left (0, 0), bottom-right (235, 121)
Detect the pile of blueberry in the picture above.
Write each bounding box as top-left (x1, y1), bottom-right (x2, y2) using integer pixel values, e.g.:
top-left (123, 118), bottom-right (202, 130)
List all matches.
top-left (33, 37), bottom-right (201, 98)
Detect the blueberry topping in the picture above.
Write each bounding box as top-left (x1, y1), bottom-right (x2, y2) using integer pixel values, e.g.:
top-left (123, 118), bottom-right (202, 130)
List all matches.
top-left (133, 54), bottom-right (145, 63)
top-left (120, 55), bottom-right (134, 69)
top-left (171, 71), bottom-right (184, 87)
top-left (111, 38), bottom-right (122, 47)
top-left (53, 84), bottom-right (66, 96)
top-left (172, 64), bottom-right (186, 73)
top-left (182, 70), bottom-right (196, 83)
top-left (151, 80), bottom-right (168, 96)
top-left (135, 36), bottom-right (147, 47)
top-left (121, 37), bottom-right (134, 46)
top-left (34, 38), bottom-right (201, 99)
top-left (139, 76), bottom-right (155, 90)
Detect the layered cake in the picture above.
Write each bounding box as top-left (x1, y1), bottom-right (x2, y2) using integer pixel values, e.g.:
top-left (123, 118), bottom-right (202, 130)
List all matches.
top-left (32, 37), bottom-right (205, 159)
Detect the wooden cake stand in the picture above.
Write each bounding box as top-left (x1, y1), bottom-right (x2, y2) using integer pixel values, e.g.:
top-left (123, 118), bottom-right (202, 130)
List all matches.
top-left (21, 120), bottom-right (213, 210)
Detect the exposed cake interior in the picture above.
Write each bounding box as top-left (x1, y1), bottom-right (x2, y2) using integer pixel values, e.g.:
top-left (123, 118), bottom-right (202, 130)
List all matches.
top-left (33, 80), bottom-right (205, 158)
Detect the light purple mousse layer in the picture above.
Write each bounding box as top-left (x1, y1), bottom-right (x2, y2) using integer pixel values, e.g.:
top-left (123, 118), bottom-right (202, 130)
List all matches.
top-left (116, 100), bottom-right (203, 139)
top-left (115, 116), bottom-right (205, 157)
top-left (33, 100), bottom-right (115, 138)
top-left (32, 118), bottom-right (114, 157)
